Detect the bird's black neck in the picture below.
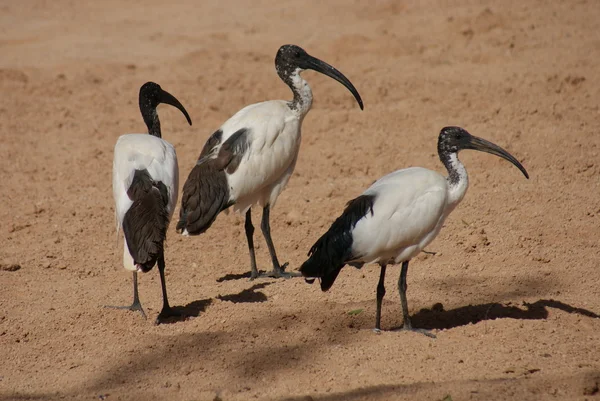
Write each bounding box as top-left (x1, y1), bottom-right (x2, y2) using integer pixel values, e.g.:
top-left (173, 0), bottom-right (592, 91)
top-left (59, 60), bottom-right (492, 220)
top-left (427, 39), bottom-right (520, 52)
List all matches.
top-left (147, 111), bottom-right (161, 138)
top-left (437, 129), bottom-right (470, 207)
top-left (140, 99), bottom-right (162, 138)
top-left (277, 68), bottom-right (313, 115)
top-left (438, 147), bottom-right (469, 208)
top-left (439, 150), bottom-right (461, 185)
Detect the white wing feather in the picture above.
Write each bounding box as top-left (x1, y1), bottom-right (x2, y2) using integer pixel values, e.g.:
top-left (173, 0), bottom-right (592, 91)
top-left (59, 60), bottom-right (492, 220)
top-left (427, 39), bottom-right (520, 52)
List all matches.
top-left (204, 100), bottom-right (301, 213)
top-left (351, 167), bottom-right (449, 264)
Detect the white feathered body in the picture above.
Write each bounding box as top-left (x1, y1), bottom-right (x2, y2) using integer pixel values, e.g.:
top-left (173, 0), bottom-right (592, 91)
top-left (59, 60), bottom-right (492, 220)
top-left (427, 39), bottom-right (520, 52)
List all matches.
top-left (112, 133), bottom-right (179, 271)
top-left (350, 164), bottom-right (468, 266)
top-left (215, 99), bottom-right (304, 213)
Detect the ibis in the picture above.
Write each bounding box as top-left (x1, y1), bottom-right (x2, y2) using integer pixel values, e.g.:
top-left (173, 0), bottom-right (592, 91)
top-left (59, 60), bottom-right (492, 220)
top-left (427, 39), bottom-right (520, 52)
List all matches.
top-left (109, 82), bottom-right (192, 324)
top-left (300, 126), bottom-right (529, 336)
top-left (177, 44), bottom-right (363, 279)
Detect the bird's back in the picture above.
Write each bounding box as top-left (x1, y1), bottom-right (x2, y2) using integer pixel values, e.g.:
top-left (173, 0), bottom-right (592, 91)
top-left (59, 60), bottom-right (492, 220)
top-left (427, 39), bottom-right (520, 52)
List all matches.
top-left (219, 100), bottom-right (290, 140)
top-left (113, 134), bottom-right (178, 227)
top-left (178, 100), bottom-right (302, 234)
top-left (352, 167), bottom-right (448, 264)
top-left (300, 167), bottom-right (449, 290)
top-left (221, 100), bottom-right (301, 205)
top-left (113, 134), bottom-right (178, 272)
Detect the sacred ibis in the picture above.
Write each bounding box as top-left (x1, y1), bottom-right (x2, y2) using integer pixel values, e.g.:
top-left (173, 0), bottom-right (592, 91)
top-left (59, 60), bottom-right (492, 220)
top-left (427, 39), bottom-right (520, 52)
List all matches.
top-left (300, 126), bottom-right (529, 336)
top-left (177, 44), bottom-right (363, 279)
top-left (109, 82), bottom-right (192, 324)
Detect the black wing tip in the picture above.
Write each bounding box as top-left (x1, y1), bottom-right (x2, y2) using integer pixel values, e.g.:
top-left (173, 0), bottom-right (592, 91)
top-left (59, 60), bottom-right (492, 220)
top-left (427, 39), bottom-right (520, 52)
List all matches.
top-left (136, 260), bottom-right (157, 273)
top-left (175, 214), bottom-right (186, 233)
top-left (319, 274), bottom-right (336, 292)
top-left (175, 219), bottom-right (202, 236)
top-left (298, 193), bottom-right (375, 292)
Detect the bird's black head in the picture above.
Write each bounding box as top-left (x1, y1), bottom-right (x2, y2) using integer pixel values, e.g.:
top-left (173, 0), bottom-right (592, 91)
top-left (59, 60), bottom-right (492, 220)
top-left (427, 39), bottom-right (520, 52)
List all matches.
top-left (139, 81), bottom-right (163, 109)
top-left (274, 44), bottom-right (363, 110)
top-left (437, 126), bottom-right (472, 154)
top-left (438, 126), bottom-right (529, 179)
top-left (275, 45), bottom-right (310, 75)
top-left (138, 81), bottom-right (192, 137)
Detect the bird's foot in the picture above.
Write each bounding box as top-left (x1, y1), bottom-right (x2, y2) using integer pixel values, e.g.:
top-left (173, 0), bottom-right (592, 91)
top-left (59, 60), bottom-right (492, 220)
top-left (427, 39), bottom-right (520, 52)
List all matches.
top-left (261, 263), bottom-right (301, 279)
top-left (155, 306), bottom-right (182, 325)
top-left (104, 301), bottom-right (147, 319)
top-left (249, 269), bottom-right (261, 281)
top-left (392, 323), bottom-right (436, 338)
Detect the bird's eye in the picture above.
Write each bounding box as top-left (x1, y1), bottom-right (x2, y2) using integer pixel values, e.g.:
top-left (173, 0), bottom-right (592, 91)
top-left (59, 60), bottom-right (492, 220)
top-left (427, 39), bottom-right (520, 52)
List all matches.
top-left (294, 51), bottom-right (301, 58)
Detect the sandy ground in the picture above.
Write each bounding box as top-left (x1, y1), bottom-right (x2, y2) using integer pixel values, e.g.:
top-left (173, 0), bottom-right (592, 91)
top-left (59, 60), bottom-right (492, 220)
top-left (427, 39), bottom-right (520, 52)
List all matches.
top-left (1, 0), bottom-right (600, 400)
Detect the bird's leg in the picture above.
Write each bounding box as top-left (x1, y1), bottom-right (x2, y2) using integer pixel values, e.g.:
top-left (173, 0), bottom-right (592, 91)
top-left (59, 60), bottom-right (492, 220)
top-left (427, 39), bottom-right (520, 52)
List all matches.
top-left (104, 272), bottom-right (147, 319)
top-left (130, 271), bottom-right (144, 315)
top-left (373, 264), bottom-right (387, 333)
top-left (155, 253), bottom-right (181, 324)
top-left (245, 209), bottom-right (260, 280)
top-left (396, 261), bottom-right (435, 338)
top-left (259, 204), bottom-right (299, 278)
top-left (398, 261), bottom-right (411, 327)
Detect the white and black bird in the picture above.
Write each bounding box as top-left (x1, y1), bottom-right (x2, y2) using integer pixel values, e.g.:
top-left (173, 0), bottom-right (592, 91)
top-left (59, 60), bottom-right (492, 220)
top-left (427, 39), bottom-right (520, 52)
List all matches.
top-left (300, 126), bottom-right (529, 336)
top-left (110, 82), bottom-right (192, 324)
top-left (176, 44), bottom-right (363, 279)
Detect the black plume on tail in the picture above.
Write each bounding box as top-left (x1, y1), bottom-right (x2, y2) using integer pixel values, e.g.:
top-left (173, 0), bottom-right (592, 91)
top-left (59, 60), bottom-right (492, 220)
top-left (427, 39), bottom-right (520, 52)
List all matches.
top-left (123, 169), bottom-right (170, 272)
top-left (177, 161), bottom-right (231, 235)
top-left (177, 129), bottom-right (227, 235)
top-left (177, 128), bottom-right (250, 235)
top-left (300, 194), bottom-right (375, 291)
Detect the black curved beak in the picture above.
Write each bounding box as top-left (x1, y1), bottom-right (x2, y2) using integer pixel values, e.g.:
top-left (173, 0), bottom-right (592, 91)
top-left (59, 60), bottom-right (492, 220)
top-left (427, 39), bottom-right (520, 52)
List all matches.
top-left (302, 55), bottom-right (364, 110)
top-left (467, 136), bottom-right (529, 179)
top-left (159, 89), bottom-right (193, 126)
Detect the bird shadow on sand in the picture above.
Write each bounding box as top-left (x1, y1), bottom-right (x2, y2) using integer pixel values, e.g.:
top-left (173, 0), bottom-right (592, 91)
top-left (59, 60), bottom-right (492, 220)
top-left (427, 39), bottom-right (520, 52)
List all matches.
top-left (216, 271), bottom-right (253, 282)
top-left (158, 298), bottom-right (213, 324)
top-left (402, 299), bottom-right (600, 331)
top-left (215, 267), bottom-right (300, 282)
top-left (216, 282), bottom-right (272, 303)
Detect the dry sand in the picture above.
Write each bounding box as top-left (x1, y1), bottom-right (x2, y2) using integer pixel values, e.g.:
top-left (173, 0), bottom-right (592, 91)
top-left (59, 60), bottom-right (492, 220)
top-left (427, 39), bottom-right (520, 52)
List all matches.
top-left (1, 0), bottom-right (600, 400)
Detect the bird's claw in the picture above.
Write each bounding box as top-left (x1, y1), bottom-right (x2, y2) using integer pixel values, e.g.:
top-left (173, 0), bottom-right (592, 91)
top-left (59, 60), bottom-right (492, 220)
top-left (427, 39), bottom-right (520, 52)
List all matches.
top-left (392, 324), bottom-right (436, 338)
top-left (251, 263), bottom-right (301, 279)
top-left (264, 263), bottom-right (301, 279)
top-left (103, 302), bottom-right (147, 319)
top-left (266, 271), bottom-right (302, 278)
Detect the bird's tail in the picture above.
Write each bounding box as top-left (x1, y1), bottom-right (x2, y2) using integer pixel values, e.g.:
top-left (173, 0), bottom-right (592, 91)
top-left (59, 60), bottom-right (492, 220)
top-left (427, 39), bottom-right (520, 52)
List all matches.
top-left (122, 169), bottom-right (170, 273)
top-left (299, 244), bottom-right (345, 291)
top-left (300, 194), bottom-right (375, 291)
top-left (176, 161), bottom-right (231, 235)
